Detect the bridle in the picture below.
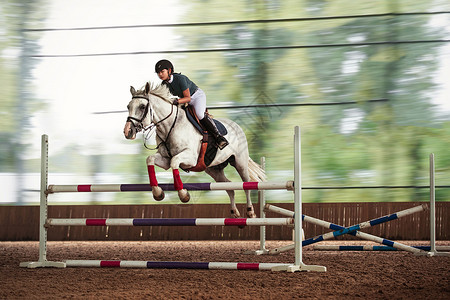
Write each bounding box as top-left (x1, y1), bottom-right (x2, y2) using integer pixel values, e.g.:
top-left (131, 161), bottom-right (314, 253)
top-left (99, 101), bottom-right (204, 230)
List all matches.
top-left (126, 95), bottom-right (152, 132)
top-left (126, 93), bottom-right (179, 154)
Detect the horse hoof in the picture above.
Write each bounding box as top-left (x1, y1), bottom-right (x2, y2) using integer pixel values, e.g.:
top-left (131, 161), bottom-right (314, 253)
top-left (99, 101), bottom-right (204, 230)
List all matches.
top-left (231, 209), bottom-right (241, 218)
top-left (152, 187), bottom-right (165, 201)
top-left (246, 207), bottom-right (256, 218)
top-left (178, 189), bottom-right (190, 203)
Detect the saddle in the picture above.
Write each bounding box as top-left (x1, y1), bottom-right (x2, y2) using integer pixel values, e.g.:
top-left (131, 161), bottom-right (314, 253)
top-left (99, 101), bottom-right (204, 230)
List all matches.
top-left (182, 105), bottom-right (228, 172)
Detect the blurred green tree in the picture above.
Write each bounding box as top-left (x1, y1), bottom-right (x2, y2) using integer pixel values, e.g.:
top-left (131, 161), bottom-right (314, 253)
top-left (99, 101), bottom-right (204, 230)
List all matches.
top-left (0, 0), bottom-right (47, 202)
top-left (175, 0), bottom-right (449, 202)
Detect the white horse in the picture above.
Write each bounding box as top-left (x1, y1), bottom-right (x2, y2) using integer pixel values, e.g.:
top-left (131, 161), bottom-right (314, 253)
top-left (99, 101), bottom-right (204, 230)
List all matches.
top-left (123, 82), bottom-right (265, 218)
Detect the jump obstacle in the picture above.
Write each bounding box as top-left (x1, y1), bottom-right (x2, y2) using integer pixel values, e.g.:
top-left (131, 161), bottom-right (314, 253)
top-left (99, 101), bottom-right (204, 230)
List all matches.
top-left (20, 126), bottom-right (327, 272)
top-left (20, 126), bottom-right (449, 272)
top-left (264, 203), bottom-right (427, 255)
top-left (307, 153), bottom-right (450, 256)
top-left (247, 154), bottom-right (449, 257)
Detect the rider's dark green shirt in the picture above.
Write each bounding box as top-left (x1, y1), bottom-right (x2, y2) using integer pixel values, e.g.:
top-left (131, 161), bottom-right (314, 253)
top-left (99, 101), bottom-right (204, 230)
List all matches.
top-left (163, 73), bottom-right (198, 98)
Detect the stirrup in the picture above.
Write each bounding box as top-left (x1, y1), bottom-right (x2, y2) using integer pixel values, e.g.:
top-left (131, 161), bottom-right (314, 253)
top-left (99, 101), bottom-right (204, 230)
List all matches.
top-left (217, 137), bottom-right (229, 150)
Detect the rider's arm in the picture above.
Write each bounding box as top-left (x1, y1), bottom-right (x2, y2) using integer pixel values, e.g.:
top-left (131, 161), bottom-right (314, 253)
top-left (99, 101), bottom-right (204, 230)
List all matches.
top-left (176, 88), bottom-right (192, 104)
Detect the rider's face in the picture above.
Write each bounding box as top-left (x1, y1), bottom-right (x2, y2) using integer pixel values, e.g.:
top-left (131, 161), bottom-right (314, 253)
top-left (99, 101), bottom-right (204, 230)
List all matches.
top-left (157, 69), bottom-right (170, 81)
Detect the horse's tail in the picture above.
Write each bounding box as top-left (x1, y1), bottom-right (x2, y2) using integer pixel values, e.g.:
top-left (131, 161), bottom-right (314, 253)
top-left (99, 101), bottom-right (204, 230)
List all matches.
top-left (248, 158), bottom-right (267, 182)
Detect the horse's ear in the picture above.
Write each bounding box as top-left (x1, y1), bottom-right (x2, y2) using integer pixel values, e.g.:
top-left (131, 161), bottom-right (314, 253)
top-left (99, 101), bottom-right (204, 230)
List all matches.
top-left (130, 86), bottom-right (136, 95)
top-left (145, 82), bottom-right (151, 94)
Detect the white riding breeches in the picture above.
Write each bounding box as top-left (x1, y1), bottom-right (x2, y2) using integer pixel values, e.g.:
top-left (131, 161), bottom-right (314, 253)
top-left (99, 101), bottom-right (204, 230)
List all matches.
top-left (190, 88), bottom-right (206, 120)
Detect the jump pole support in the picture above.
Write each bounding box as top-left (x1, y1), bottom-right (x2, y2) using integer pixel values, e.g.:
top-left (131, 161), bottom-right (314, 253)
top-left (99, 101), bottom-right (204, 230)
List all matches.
top-left (416, 153), bottom-right (450, 257)
top-left (272, 126), bottom-right (326, 272)
top-left (244, 157), bottom-right (270, 255)
top-left (258, 157), bottom-right (268, 254)
top-left (19, 135), bottom-right (66, 268)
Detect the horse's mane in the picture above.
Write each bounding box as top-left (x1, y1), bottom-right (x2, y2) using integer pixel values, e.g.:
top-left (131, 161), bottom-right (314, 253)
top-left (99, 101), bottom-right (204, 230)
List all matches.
top-left (139, 82), bottom-right (173, 104)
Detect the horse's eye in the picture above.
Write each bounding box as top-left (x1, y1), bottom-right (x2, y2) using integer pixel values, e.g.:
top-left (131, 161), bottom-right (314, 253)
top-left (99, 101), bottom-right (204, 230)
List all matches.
top-left (139, 104), bottom-right (146, 110)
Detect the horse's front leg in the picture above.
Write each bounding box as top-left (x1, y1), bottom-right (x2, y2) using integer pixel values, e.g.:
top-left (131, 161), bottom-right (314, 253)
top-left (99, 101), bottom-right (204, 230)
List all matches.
top-left (147, 153), bottom-right (170, 201)
top-left (170, 151), bottom-right (197, 203)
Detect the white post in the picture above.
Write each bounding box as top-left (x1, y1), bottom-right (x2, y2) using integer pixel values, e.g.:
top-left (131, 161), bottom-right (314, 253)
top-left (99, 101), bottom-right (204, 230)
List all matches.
top-left (272, 126), bottom-right (326, 272)
top-left (259, 157), bottom-right (266, 252)
top-left (430, 153), bottom-right (436, 253)
top-left (20, 135), bottom-right (66, 268)
top-left (38, 134), bottom-right (49, 262)
top-left (293, 126), bottom-right (302, 266)
top-left (416, 153), bottom-right (450, 257)
top-left (425, 153), bottom-right (450, 257)
top-left (244, 157), bottom-right (270, 255)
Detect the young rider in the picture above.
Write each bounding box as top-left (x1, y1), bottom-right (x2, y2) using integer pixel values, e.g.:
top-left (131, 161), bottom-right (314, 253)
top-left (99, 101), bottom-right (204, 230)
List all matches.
top-left (155, 59), bottom-right (229, 150)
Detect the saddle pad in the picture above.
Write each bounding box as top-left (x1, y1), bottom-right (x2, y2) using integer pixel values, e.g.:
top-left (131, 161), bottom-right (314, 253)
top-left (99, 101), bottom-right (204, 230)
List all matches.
top-left (204, 133), bottom-right (217, 166)
top-left (183, 106), bottom-right (228, 167)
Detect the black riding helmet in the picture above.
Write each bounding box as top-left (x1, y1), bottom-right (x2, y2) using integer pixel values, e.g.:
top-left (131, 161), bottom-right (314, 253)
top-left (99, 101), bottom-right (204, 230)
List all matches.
top-left (155, 59), bottom-right (174, 73)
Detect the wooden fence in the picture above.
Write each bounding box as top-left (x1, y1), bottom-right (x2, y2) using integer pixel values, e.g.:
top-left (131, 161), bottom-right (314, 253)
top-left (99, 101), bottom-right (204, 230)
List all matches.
top-left (1, 202), bottom-right (448, 241)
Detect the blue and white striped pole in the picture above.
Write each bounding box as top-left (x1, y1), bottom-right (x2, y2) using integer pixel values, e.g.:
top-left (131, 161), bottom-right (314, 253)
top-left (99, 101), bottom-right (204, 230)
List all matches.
top-left (267, 204), bottom-right (427, 254)
top-left (264, 204), bottom-right (426, 254)
top-left (313, 245), bottom-right (450, 251)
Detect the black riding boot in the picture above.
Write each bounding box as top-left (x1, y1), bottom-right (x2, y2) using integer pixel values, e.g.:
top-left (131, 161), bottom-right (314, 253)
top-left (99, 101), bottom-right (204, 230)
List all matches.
top-left (200, 115), bottom-right (229, 150)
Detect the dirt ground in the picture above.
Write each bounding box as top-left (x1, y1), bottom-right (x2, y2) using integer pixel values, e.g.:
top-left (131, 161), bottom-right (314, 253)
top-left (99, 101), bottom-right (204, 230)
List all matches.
top-left (1, 240), bottom-right (449, 299)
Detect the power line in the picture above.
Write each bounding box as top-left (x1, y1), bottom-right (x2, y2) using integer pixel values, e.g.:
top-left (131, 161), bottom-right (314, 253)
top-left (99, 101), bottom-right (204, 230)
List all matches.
top-left (93, 99), bottom-right (388, 115)
top-left (207, 99), bottom-right (388, 110)
top-left (29, 39), bottom-right (450, 58)
top-left (303, 185), bottom-right (450, 190)
top-left (23, 185), bottom-right (450, 192)
top-left (23, 11), bottom-right (450, 32)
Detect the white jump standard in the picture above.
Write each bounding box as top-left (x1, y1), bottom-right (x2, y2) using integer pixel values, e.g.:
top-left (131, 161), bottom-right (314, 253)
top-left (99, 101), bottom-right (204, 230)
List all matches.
top-left (416, 153), bottom-right (450, 257)
top-left (21, 127), bottom-right (326, 272)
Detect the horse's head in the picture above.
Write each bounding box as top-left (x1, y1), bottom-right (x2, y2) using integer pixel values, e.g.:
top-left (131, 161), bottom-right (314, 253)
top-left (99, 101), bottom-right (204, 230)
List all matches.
top-left (123, 82), bottom-right (153, 140)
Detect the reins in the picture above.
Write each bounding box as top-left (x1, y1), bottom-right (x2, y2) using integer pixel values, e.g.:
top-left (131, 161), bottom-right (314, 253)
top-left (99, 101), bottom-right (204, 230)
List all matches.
top-left (127, 93), bottom-right (179, 156)
top-left (152, 105), bottom-right (178, 158)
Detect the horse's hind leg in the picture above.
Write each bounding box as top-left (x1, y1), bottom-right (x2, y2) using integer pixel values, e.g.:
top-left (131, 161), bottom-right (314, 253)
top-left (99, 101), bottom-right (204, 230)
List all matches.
top-left (205, 167), bottom-right (240, 218)
top-left (232, 158), bottom-right (256, 218)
